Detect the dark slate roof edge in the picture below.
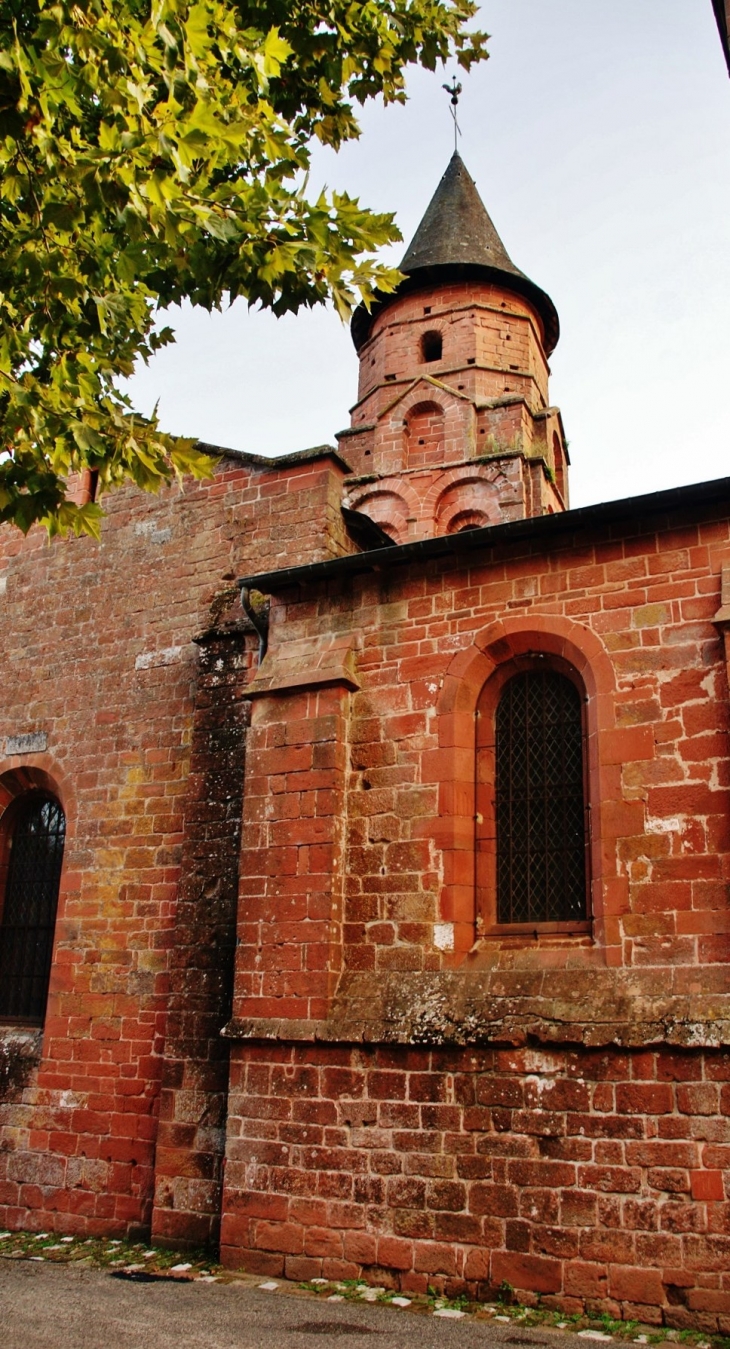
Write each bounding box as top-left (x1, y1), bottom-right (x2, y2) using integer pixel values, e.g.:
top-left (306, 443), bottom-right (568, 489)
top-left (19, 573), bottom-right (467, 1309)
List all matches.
top-left (237, 475), bottom-right (730, 592)
top-left (350, 153), bottom-right (560, 356)
top-left (197, 440), bottom-right (352, 474)
top-left (712, 0), bottom-right (730, 74)
top-left (351, 263), bottom-right (559, 357)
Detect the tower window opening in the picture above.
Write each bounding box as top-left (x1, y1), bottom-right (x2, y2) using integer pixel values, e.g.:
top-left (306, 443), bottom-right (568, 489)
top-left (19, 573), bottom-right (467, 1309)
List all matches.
top-left (423, 307), bottom-right (432, 315)
top-left (467, 358), bottom-right (476, 365)
top-left (420, 331), bottom-right (442, 363)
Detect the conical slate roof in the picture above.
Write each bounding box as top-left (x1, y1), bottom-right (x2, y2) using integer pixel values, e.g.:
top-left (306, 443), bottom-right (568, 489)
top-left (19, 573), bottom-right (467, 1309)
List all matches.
top-left (351, 152), bottom-right (559, 355)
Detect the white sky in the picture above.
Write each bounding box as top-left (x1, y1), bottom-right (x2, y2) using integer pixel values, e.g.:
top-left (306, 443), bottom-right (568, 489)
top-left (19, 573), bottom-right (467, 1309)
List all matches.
top-left (127, 0), bottom-right (730, 508)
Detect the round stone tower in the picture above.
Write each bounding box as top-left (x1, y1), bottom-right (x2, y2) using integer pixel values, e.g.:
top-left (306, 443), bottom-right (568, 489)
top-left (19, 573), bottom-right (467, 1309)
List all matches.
top-left (338, 153), bottom-right (569, 543)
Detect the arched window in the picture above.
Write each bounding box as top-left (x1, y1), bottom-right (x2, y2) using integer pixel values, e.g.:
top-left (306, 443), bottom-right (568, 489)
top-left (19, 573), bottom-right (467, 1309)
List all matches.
top-left (494, 671), bottom-right (587, 925)
top-left (0, 794), bottom-right (66, 1021)
top-left (420, 330), bottom-right (442, 363)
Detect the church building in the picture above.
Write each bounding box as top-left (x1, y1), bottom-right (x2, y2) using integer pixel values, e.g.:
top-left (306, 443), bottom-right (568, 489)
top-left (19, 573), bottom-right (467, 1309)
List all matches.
top-left (1, 153), bottom-right (729, 1331)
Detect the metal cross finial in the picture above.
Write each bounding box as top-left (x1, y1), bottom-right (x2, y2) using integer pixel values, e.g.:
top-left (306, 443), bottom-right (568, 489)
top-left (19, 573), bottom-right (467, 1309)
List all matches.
top-left (442, 75), bottom-right (462, 152)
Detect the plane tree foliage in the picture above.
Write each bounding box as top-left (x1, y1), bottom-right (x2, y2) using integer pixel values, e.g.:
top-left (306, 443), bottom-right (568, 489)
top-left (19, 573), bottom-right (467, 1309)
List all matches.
top-left (0, 0), bottom-right (486, 535)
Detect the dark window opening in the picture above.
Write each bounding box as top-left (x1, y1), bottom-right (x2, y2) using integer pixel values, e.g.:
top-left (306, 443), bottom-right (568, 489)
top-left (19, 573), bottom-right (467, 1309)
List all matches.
top-left (495, 671), bottom-right (587, 925)
top-left (0, 794), bottom-right (66, 1021)
top-left (421, 331), bottom-right (442, 363)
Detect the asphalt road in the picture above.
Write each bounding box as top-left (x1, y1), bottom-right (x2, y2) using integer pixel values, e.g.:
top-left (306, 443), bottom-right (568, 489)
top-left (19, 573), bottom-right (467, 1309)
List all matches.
top-left (0, 1260), bottom-right (571, 1349)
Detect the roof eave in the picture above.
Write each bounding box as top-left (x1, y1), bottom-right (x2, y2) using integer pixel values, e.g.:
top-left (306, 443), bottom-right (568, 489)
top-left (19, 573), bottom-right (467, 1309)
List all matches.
top-left (351, 263), bottom-right (559, 357)
top-left (238, 475), bottom-right (730, 594)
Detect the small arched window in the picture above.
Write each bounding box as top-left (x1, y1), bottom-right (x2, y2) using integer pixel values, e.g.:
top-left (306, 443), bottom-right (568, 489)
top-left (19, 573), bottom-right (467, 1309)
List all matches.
top-left (494, 670), bottom-right (587, 925)
top-left (420, 330), bottom-right (442, 363)
top-left (0, 793), bottom-right (66, 1021)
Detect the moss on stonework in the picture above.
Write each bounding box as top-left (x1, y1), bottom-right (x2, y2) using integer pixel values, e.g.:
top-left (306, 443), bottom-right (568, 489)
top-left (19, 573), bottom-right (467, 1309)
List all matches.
top-left (0, 1037), bottom-right (40, 1103)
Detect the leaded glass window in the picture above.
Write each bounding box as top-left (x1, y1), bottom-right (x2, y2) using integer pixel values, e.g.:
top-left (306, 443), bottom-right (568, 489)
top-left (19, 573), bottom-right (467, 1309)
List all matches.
top-left (0, 795), bottom-right (65, 1020)
top-left (495, 671), bottom-right (587, 925)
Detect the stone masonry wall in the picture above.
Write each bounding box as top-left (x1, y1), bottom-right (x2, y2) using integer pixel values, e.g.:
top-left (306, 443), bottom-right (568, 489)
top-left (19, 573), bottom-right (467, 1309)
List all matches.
top-left (352, 283), bottom-right (550, 425)
top-left (223, 495), bottom-right (730, 1322)
top-left (0, 447), bottom-right (353, 1237)
top-left (233, 502), bottom-right (730, 991)
top-left (221, 1041), bottom-right (730, 1331)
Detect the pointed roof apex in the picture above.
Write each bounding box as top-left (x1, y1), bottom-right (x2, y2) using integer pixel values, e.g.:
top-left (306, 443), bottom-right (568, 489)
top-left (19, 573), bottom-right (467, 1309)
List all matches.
top-left (400, 151), bottom-right (516, 275)
top-left (351, 152), bottom-right (559, 356)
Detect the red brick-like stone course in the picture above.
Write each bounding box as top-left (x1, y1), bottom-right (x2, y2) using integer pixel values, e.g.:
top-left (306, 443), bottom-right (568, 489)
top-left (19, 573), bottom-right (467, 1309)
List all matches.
top-left (221, 1043), bottom-right (730, 1328)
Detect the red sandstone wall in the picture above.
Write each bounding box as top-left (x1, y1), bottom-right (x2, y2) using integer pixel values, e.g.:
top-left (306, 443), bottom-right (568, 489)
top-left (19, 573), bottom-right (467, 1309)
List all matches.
top-left (232, 509), bottom-right (730, 986)
top-left (222, 501), bottom-right (730, 1322)
top-left (352, 283), bottom-right (550, 424)
top-left (0, 448), bottom-right (353, 1235)
top-left (221, 1043), bottom-right (730, 1330)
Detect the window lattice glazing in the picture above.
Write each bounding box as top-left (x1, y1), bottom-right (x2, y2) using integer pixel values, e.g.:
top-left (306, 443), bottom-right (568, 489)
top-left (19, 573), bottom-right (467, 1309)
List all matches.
top-left (0, 795), bottom-right (65, 1020)
top-left (495, 671), bottom-right (587, 924)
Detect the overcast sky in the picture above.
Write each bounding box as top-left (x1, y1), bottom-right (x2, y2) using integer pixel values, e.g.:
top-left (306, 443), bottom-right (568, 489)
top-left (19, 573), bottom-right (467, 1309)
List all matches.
top-left (127, 0), bottom-right (730, 508)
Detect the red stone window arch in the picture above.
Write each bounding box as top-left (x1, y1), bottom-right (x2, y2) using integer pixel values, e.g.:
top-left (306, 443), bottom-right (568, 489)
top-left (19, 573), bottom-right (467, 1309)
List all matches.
top-left (445, 509), bottom-right (491, 535)
top-left (476, 655), bottom-right (591, 936)
top-left (0, 790), bottom-right (66, 1022)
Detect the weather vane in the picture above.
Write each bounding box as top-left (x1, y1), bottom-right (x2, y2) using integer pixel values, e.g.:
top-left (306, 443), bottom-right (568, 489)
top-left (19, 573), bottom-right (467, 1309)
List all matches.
top-left (442, 75), bottom-right (462, 152)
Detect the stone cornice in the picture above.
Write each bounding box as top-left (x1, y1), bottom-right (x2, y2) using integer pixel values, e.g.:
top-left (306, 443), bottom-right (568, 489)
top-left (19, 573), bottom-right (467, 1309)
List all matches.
top-left (223, 969), bottom-right (730, 1050)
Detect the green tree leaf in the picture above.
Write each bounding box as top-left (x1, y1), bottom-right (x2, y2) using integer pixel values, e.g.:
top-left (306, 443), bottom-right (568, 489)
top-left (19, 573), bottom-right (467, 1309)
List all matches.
top-left (0, 0), bottom-right (487, 537)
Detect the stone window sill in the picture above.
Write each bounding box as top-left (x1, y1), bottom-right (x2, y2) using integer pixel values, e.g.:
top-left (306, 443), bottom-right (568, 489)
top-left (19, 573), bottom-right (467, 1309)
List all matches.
top-left (481, 920), bottom-right (592, 938)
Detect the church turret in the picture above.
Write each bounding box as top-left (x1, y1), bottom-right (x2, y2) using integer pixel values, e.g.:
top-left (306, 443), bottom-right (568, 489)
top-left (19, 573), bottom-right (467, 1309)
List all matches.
top-left (338, 153), bottom-right (570, 542)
